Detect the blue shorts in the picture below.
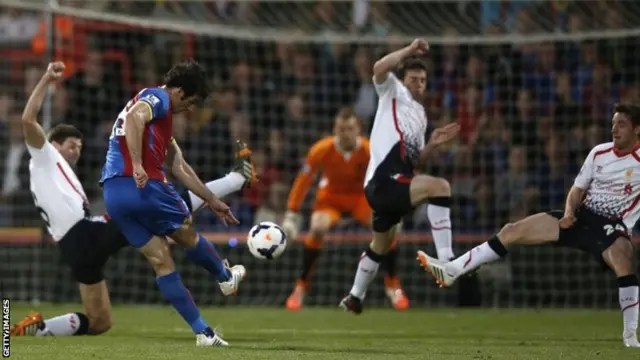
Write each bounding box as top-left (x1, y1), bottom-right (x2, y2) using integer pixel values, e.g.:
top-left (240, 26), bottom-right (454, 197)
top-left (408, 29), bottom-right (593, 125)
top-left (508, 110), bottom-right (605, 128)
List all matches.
top-left (103, 177), bottom-right (192, 248)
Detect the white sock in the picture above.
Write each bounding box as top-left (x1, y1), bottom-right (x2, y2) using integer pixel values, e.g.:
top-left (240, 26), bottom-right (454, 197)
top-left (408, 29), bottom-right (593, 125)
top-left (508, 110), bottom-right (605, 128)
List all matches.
top-left (36, 313), bottom-right (84, 336)
top-left (619, 285), bottom-right (639, 338)
top-left (349, 251), bottom-right (381, 300)
top-left (447, 241), bottom-right (502, 276)
top-left (427, 204), bottom-right (454, 260)
top-left (188, 172), bottom-right (246, 212)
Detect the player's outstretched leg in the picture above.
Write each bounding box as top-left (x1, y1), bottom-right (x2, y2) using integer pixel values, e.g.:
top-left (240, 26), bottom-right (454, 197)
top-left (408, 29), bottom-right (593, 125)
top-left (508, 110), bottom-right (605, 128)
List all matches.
top-left (417, 212), bottom-right (559, 287)
top-left (171, 222), bottom-right (246, 296)
top-left (12, 269), bottom-right (115, 337)
top-left (601, 237), bottom-right (640, 347)
top-left (11, 312), bottom-right (89, 336)
top-left (184, 140), bottom-right (258, 212)
top-left (286, 211), bottom-right (333, 311)
top-left (142, 235), bottom-right (228, 346)
top-left (382, 238), bottom-right (409, 310)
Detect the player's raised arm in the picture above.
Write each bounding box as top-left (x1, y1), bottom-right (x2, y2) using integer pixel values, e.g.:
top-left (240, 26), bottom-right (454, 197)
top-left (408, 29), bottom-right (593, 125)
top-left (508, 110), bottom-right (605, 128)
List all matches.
top-left (416, 123), bottom-right (460, 170)
top-left (167, 140), bottom-right (239, 226)
top-left (282, 140), bottom-right (328, 239)
top-left (22, 62), bottom-right (65, 149)
top-left (373, 38), bottom-right (428, 85)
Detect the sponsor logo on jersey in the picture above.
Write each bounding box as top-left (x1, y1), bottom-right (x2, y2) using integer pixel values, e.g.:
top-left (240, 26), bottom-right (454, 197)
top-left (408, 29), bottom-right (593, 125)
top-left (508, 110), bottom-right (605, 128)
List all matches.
top-left (143, 94), bottom-right (160, 106)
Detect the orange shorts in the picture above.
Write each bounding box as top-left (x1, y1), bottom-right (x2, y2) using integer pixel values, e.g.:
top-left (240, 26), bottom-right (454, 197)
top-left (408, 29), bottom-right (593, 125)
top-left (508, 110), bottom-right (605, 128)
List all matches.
top-left (312, 189), bottom-right (371, 227)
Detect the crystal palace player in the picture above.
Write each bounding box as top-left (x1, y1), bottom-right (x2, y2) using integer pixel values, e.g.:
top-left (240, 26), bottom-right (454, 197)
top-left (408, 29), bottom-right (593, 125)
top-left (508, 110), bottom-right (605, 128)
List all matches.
top-left (284, 108), bottom-right (409, 312)
top-left (339, 38), bottom-right (460, 314)
top-left (11, 62), bottom-right (255, 338)
top-left (420, 104), bottom-right (640, 348)
top-left (100, 60), bottom-right (246, 347)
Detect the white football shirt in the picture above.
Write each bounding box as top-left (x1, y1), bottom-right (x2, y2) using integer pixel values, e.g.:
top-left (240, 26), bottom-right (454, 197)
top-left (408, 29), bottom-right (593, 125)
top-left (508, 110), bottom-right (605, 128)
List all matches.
top-left (364, 72), bottom-right (428, 187)
top-left (27, 141), bottom-right (88, 241)
top-left (574, 142), bottom-right (640, 231)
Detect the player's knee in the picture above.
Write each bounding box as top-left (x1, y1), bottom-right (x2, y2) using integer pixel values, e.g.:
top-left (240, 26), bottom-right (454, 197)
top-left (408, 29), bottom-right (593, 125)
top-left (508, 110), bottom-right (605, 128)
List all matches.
top-left (170, 222), bottom-right (198, 248)
top-left (605, 238), bottom-right (634, 276)
top-left (497, 223), bottom-right (519, 245)
top-left (141, 238), bottom-right (176, 275)
top-left (88, 315), bottom-right (112, 335)
top-left (309, 213), bottom-right (332, 235)
top-left (411, 176), bottom-right (450, 205)
top-left (309, 226), bottom-right (328, 238)
top-left (371, 230), bottom-right (395, 254)
top-left (431, 177), bottom-right (451, 196)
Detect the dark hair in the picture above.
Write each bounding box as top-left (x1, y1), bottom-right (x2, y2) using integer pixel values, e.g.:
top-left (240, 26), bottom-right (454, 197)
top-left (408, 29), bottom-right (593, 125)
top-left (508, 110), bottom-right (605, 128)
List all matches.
top-left (398, 56), bottom-right (428, 80)
top-left (48, 124), bottom-right (83, 144)
top-left (163, 59), bottom-right (210, 100)
top-left (614, 103), bottom-right (640, 126)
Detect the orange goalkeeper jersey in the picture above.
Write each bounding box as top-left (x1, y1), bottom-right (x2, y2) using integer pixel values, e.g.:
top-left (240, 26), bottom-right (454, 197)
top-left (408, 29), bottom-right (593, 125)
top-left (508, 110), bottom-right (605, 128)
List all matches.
top-left (287, 136), bottom-right (370, 212)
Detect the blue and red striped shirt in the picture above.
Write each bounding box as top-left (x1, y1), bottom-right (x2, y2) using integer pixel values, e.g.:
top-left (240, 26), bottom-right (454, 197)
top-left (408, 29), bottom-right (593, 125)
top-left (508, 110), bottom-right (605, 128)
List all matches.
top-left (100, 87), bottom-right (173, 183)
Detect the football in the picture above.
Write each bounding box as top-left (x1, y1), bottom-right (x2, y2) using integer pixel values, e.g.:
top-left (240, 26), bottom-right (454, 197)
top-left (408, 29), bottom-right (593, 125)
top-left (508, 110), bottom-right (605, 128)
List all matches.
top-left (247, 221), bottom-right (287, 260)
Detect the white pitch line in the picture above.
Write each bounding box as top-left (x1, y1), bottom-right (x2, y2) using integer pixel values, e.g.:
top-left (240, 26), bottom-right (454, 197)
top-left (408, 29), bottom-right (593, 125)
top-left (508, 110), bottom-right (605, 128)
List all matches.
top-left (137, 327), bottom-right (409, 336)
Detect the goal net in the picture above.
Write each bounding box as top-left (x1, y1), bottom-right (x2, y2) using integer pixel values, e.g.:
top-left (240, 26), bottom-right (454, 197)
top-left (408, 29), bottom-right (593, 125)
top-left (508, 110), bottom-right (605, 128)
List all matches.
top-left (2, 0), bottom-right (640, 309)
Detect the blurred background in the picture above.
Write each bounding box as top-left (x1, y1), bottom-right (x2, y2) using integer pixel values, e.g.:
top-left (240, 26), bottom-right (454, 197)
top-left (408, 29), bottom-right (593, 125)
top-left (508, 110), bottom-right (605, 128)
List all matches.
top-left (1, 0), bottom-right (640, 309)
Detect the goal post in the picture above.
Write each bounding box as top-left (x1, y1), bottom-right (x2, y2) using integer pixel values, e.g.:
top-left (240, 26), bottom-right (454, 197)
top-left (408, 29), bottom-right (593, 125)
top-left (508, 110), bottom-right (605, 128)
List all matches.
top-left (1, 0), bottom-right (639, 309)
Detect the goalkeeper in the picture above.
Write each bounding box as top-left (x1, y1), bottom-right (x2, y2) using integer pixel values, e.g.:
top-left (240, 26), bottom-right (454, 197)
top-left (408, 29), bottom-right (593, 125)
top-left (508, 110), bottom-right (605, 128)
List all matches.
top-left (283, 108), bottom-right (409, 311)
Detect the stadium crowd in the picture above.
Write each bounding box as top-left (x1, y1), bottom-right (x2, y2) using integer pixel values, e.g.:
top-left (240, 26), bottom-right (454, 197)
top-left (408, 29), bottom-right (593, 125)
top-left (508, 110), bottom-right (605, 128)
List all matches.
top-left (0, 0), bottom-right (638, 234)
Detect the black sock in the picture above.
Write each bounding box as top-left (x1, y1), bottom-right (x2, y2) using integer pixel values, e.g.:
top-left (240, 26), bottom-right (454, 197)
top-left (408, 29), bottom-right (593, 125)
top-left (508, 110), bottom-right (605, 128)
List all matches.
top-left (618, 274), bottom-right (639, 287)
top-left (384, 247), bottom-right (398, 278)
top-left (427, 196), bottom-right (452, 207)
top-left (487, 235), bottom-right (508, 257)
top-left (74, 312), bottom-right (90, 335)
top-left (365, 247), bottom-right (385, 262)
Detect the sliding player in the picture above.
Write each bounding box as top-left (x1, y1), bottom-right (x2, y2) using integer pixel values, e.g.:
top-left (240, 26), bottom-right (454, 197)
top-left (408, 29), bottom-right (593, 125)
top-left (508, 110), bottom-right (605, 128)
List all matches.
top-left (101, 59), bottom-right (247, 347)
top-left (284, 108), bottom-right (409, 311)
top-left (339, 38), bottom-right (460, 314)
top-left (10, 62), bottom-right (256, 338)
top-left (419, 104), bottom-right (640, 348)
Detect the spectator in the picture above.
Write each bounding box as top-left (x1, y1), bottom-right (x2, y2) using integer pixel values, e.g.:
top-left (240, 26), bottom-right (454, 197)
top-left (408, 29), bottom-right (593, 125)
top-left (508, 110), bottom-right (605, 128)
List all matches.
top-left (65, 50), bottom-right (123, 199)
top-left (242, 148), bottom-right (282, 210)
top-left (458, 83), bottom-right (484, 144)
top-left (351, 47), bottom-right (377, 128)
top-left (254, 181), bottom-right (289, 225)
top-left (495, 145), bottom-right (532, 221)
top-left (186, 86), bottom-right (240, 180)
top-left (532, 134), bottom-right (574, 212)
top-left (509, 88), bottom-right (538, 148)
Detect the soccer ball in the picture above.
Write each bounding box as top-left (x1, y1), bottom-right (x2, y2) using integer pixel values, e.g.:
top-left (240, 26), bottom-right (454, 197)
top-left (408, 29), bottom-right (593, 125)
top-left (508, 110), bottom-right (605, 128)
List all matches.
top-left (247, 221), bottom-right (287, 260)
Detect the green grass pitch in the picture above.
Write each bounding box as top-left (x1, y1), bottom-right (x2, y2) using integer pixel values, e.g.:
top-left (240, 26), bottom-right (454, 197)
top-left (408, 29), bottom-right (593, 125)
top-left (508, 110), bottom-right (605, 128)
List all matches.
top-left (7, 304), bottom-right (640, 360)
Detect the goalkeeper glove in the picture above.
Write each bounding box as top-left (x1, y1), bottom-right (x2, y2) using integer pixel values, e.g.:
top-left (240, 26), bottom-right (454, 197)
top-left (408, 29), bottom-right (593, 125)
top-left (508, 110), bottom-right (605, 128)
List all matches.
top-left (282, 210), bottom-right (302, 240)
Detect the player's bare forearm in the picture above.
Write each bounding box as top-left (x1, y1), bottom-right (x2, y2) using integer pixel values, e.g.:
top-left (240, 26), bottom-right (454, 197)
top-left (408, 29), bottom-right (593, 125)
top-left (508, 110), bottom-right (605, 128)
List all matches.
top-left (564, 186), bottom-right (585, 217)
top-left (176, 165), bottom-right (216, 202)
top-left (373, 46), bottom-right (413, 83)
top-left (416, 143), bottom-right (437, 171)
top-left (169, 143), bottom-right (216, 202)
top-left (21, 73), bottom-right (51, 148)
